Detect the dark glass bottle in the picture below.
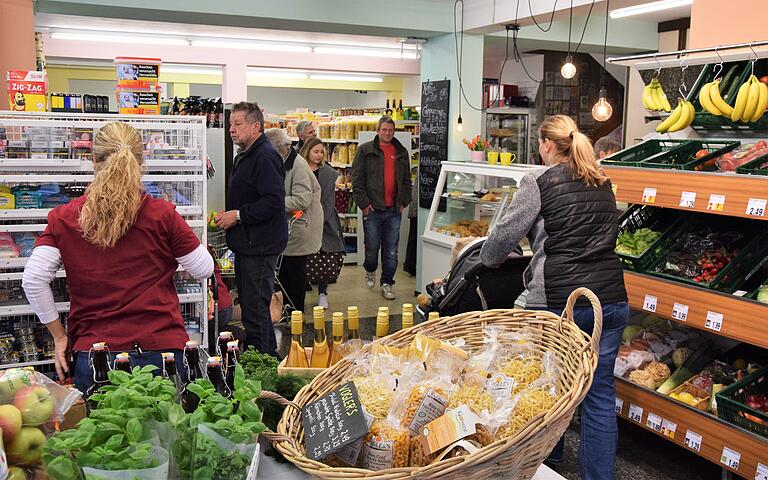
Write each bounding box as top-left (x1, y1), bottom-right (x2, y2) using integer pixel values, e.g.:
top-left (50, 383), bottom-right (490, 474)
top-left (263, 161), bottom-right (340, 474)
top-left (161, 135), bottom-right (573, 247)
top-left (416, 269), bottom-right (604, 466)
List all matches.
top-left (217, 331), bottom-right (233, 357)
top-left (162, 352), bottom-right (182, 396)
top-left (224, 340), bottom-right (240, 392)
top-left (85, 342), bottom-right (111, 411)
top-left (181, 341), bottom-right (205, 412)
top-left (114, 352), bottom-right (132, 373)
top-left (206, 356), bottom-right (232, 398)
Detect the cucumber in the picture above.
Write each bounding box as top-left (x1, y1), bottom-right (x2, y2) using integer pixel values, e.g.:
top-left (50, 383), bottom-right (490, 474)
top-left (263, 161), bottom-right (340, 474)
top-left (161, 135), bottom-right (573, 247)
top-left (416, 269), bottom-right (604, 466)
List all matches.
top-left (723, 64), bottom-right (748, 104)
top-left (719, 64), bottom-right (740, 97)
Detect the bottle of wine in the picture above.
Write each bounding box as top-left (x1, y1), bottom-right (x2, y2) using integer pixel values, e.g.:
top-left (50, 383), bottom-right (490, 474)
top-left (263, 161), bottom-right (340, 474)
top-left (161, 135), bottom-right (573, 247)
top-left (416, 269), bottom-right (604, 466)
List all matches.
top-left (347, 306), bottom-right (360, 341)
top-left (329, 312), bottom-right (345, 366)
top-left (374, 308), bottom-right (390, 341)
top-left (385, 99), bottom-right (393, 116)
top-left (206, 356), bottom-right (232, 398)
top-left (114, 352), bottom-right (132, 373)
top-left (217, 331), bottom-right (233, 357)
top-left (224, 340), bottom-right (240, 392)
top-left (310, 306), bottom-right (331, 368)
top-left (181, 340), bottom-right (205, 413)
top-left (285, 311), bottom-right (309, 368)
top-left (85, 342), bottom-right (111, 411)
top-left (397, 99), bottom-right (404, 120)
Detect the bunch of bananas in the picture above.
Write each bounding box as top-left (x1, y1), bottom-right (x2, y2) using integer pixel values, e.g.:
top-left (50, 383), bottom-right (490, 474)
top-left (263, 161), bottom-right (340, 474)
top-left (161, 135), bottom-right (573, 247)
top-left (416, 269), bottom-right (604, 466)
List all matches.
top-left (656, 98), bottom-right (695, 133)
top-left (731, 75), bottom-right (768, 123)
top-left (642, 78), bottom-right (672, 112)
top-left (698, 79), bottom-right (734, 117)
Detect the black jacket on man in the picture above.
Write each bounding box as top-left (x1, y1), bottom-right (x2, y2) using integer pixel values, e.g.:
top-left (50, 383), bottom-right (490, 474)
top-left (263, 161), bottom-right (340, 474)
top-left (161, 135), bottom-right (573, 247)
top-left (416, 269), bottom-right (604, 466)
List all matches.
top-left (226, 134), bottom-right (288, 256)
top-left (351, 135), bottom-right (412, 211)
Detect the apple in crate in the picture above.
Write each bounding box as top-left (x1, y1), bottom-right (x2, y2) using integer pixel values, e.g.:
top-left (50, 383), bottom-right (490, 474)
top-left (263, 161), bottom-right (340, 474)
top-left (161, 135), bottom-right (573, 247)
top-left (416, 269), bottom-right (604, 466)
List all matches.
top-left (0, 404), bottom-right (23, 442)
top-left (6, 426), bottom-right (46, 465)
top-left (13, 386), bottom-right (54, 426)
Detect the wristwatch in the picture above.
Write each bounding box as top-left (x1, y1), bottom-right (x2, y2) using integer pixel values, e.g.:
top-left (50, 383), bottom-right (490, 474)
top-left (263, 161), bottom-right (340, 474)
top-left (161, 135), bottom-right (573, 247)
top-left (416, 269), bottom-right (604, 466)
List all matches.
top-left (235, 210), bottom-right (241, 223)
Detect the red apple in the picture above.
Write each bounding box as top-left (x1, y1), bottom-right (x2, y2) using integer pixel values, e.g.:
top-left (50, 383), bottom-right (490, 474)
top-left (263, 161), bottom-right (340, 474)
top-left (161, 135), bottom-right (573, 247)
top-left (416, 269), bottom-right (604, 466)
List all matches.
top-left (5, 427), bottom-right (45, 465)
top-left (12, 386), bottom-right (53, 427)
top-left (0, 404), bottom-right (23, 443)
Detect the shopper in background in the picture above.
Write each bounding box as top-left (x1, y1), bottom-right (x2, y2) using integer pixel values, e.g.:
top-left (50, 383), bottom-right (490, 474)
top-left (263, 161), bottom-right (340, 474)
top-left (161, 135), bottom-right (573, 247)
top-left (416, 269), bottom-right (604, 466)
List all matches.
top-left (479, 114), bottom-right (628, 480)
top-left (217, 102), bottom-right (287, 357)
top-left (351, 115), bottom-right (412, 300)
top-left (300, 138), bottom-right (346, 308)
top-left (594, 136), bottom-right (621, 160)
top-left (265, 128), bottom-right (322, 314)
top-left (207, 245), bottom-right (234, 352)
top-left (403, 178), bottom-right (418, 277)
top-left (22, 122), bottom-right (214, 392)
top-left (295, 120), bottom-right (317, 152)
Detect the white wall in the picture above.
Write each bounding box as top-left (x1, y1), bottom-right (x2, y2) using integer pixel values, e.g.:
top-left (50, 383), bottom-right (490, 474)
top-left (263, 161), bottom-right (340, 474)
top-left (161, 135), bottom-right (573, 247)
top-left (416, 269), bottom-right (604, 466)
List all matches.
top-left (484, 54), bottom-right (545, 102)
top-left (402, 75), bottom-right (422, 106)
top-left (246, 86), bottom-right (389, 113)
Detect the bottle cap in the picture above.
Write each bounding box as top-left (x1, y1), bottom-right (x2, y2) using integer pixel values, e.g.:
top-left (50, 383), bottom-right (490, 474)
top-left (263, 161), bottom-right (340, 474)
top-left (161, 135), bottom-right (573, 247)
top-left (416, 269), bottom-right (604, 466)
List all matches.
top-left (207, 356), bottom-right (222, 366)
top-left (347, 306), bottom-right (358, 316)
top-left (218, 331), bottom-right (232, 339)
top-left (92, 342), bottom-right (107, 350)
top-left (291, 311), bottom-right (304, 334)
top-left (332, 312), bottom-right (344, 324)
top-left (378, 306), bottom-right (389, 314)
top-left (185, 340), bottom-right (199, 348)
top-left (402, 303), bottom-right (413, 314)
top-left (161, 352), bottom-right (175, 361)
top-left (226, 340), bottom-right (239, 349)
top-left (291, 310), bottom-right (303, 322)
top-left (376, 311), bottom-right (389, 337)
top-left (116, 352), bottom-right (130, 361)
top-left (402, 311), bottom-right (414, 329)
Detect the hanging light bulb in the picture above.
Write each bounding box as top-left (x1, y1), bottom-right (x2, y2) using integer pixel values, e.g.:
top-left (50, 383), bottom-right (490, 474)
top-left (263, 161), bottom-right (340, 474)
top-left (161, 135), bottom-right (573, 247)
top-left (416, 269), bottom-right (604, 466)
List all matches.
top-left (561, 54), bottom-right (576, 79)
top-left (456, 115), bottom-right (463, 132)
top-left (592, 88), bottom-right (613, 122)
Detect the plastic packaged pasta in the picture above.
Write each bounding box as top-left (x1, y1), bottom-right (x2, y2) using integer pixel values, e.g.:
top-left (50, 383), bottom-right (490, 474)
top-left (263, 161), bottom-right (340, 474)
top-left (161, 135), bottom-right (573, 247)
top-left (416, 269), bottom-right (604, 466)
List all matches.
top-left (363, 415), bottom-right (410, 469)
top-left (495, 384), bottom-right (559, 440)
top-left (397, 361), bottom-right (457, 437)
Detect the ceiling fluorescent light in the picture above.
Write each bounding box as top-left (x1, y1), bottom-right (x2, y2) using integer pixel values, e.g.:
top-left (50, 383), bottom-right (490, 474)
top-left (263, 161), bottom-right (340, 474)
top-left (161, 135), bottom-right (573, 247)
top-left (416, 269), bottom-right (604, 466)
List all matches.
top-left (192, 40), bottom-right (311, 53)
top-left (51, 32), bottom-right (189, 46)
top-left (314, 46), bottom-right (417, 59)
top-left (310, 74), bottom-right (384, 83)
top-left (248, 69), bottom-right (309, 80)
top-left (609, 0), bottom-right (692, 18)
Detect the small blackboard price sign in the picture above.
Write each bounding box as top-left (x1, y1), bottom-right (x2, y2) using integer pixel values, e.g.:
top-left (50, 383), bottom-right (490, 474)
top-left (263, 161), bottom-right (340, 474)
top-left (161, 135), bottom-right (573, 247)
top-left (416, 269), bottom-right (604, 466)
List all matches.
top-left (419, 79), bottom-right (450, 209)
top-left (303, 381), bottom-right (368, 461)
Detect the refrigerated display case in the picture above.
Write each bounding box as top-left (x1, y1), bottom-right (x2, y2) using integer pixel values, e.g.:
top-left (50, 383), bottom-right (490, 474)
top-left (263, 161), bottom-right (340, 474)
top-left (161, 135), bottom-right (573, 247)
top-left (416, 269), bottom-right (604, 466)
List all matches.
top-left (483, 107), bottom-right (534, 164)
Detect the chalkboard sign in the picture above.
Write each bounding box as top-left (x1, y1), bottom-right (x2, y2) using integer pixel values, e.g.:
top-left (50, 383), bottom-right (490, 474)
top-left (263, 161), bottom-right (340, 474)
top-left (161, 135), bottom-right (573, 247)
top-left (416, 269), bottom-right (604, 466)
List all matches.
top-left (419, 80), bottom-right (450, 208)
top-left (303, 381), bottom-right (368, 461)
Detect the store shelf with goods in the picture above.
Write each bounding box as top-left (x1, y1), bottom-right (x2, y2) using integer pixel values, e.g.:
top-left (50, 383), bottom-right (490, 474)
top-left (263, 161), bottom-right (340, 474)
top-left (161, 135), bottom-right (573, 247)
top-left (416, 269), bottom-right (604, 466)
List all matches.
top-left (624, 271), bottom-right (768, 350)
top-left (615, 377), bottom-right (768, 478)
top-left (603, 166), bottom-right (768, 221)
top-left (0, 359), bottom-right (56, 369)
top-left (0, 293), bottom-right (202, 318)
top-left (0, 205), bottom-right (203, 220)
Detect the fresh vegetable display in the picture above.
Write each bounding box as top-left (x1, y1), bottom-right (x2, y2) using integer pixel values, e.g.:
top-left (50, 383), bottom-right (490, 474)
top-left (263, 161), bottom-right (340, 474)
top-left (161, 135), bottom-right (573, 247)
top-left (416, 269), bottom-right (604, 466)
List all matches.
top-left (653, 228), bottom-right (743, 284)
top-left (757, 285), bottom-right (768, 304)
top-left (710, 140), bottom-right (768, 171)
top-left (615, 228), bottom-right (661, 256)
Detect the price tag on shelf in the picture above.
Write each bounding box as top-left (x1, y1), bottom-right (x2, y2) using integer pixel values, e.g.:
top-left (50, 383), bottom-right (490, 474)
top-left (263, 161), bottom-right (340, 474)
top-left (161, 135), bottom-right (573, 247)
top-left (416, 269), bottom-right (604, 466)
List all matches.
top-left (705, 311), bottom-right (724, 332)
top-left (679, 191), bottom-right (697, 208)
top-left (746, 198), bottom-right (767, 217)
top-left (756, 463), bottom-right (768, 480)
top-left (707, 194), bottom-right (726, 212)
top-left (684, 430), bottom-right (702, 452)
top-left (721, 447), bottom-right (741, 471)
top-left (615, 397), bottom-right (624, 415)
top-left (629, 403), bottom-right (643, 423)
top-left (646, 412), bottom-right (662, 432)
top-left (661, 419), bottom-right (677, 439)
top-left (641, 187), bottom-right (657, 204)
top-left (671, 303), bottom-right (689, 322)
top-left (642, 294), bottom-right (658, 313)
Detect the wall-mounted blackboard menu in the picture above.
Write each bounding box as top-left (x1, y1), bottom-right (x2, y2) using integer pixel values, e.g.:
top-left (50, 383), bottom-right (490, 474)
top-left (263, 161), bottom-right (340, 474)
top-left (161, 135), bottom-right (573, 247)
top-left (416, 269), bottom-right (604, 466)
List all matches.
top-left (419, 80), bottom-right (450, 208)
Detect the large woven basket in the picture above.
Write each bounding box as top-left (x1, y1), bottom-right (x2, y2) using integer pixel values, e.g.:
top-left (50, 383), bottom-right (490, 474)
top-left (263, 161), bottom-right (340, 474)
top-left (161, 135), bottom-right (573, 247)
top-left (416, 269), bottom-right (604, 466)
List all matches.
top-left (268, 288), bottom-right (603, 479)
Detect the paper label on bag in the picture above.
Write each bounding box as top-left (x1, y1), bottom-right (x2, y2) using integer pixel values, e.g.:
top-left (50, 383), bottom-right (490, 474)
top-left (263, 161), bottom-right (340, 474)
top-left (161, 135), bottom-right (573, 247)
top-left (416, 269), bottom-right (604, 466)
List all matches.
top-left (335, 409), bottom-right (374, 466)
top-left (420, 405), bottom-right (478, 455)
top-left (363, 438), bottom-right (394, 471)
top-left (487, 373), bottom-right (515, 400)
top-left (407, 388), bottom-right (449, 436)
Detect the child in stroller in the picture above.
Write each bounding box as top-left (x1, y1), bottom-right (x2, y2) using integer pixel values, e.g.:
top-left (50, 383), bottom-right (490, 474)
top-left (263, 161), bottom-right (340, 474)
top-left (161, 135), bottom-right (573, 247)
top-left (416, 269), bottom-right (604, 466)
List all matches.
top-left (418, 237), bottom-right (531, 317)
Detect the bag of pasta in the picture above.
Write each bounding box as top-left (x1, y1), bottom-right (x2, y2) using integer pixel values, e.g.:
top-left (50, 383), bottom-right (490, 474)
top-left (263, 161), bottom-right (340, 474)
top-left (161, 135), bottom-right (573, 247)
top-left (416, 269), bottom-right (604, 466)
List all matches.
top-left (362, 405), bottom-right (410, 470)
top-left (346, 352), bottom-right (399, 420)
top-left (494, 383), bottom-right (560, 441)
top-left (487, 337), bottom-right (556, 402)
top-left (398, 357), bottom-right (460, 438)
top-left (460, 326), bottom-right (508, 388)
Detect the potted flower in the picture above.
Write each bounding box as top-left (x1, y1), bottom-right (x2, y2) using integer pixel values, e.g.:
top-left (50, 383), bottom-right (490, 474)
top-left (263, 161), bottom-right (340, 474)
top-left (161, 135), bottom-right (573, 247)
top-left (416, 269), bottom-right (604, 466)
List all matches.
top-left (463, 135), bottom-right (490, 163)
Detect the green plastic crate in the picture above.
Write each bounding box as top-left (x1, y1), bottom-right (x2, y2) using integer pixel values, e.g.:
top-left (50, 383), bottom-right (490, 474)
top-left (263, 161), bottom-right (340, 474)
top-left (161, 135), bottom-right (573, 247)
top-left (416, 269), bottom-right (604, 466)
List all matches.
top-left (716, 365), bottom-right (768, 440)
top-left (601, 139), bottom-right (691, 167)
top-left (648, 215), bottom-right (768, 292)
top-left (735, 152), bottom-right (768, 176)
top-left (640, 140), bottom-right (740, 171)
top-left (616, 205), bottom-right (683, 272)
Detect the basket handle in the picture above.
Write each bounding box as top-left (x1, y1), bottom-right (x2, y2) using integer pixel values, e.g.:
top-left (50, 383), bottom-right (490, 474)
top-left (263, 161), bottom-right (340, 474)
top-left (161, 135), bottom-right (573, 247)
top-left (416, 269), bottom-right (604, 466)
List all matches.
top-left (562, 287), bottom-right (603, 355)
top-left (255, 390), bottom-right (303, 449)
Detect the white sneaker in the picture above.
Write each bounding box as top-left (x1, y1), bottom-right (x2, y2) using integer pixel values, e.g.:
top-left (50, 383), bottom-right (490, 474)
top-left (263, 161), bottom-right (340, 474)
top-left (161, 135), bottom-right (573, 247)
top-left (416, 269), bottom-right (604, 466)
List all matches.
top-left (381, 284), bottom-right (396, 300)
top-left (317, 293), bottom-right (329, 308)
top-left (365, 272), bottom-right (375, 289)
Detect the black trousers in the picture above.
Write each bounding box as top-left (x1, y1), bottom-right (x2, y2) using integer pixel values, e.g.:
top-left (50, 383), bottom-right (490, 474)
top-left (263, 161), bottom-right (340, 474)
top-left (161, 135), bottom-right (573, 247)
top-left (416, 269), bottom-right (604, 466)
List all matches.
top-left (403, 216), bottom-right (417, 275)
top-left (278, 255), bottom-right (308, 314)
top-left (235, 254), bottom-right (278, 357)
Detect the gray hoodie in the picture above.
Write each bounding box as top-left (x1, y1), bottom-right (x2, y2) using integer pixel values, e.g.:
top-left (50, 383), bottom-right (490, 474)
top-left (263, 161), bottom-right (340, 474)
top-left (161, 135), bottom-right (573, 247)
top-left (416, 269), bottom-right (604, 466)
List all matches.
top-left (283, 150), bottom-right (323, 256)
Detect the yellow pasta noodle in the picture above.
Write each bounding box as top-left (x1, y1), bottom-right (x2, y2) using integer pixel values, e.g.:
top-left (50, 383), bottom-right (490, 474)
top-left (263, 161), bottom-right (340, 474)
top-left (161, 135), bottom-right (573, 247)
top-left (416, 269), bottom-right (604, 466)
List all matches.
top-left (448, 384), bottom-right (494, 415)
top-left (495, 387), bottom-right (558, 440)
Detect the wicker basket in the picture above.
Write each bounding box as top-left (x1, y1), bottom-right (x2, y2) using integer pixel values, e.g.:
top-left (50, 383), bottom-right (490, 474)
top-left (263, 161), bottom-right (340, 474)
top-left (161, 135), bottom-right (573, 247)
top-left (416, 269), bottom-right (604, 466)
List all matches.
top-left (267, 288), bottom-right (603, 479)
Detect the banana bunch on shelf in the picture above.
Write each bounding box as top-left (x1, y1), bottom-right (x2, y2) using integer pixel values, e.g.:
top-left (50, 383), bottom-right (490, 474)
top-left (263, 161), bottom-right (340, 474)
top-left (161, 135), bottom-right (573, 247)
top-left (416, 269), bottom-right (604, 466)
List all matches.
top-left (642, 77), bottom-right (672, 112)
top-left (731, 75), bottom-right (768, 123)
top-left (656, 98), bottom-right (695, 133)
top-left (698, 79), bottom-right (734, 117)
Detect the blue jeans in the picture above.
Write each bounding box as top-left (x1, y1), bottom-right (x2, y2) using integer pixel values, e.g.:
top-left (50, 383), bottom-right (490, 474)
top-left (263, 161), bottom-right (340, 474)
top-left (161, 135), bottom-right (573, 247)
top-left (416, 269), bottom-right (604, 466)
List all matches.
top-left (362, 207), bottom-right (402, 285)
top-left (74, 349), bottom-right (186, 395)
top-left (235, 254), bottom-right (278, 357)
top-left (539, 302), bottom-right (629, 480)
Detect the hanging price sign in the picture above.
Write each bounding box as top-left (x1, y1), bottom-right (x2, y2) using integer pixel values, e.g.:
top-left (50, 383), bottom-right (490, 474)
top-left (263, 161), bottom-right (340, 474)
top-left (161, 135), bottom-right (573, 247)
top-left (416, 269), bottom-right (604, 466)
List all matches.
top-left (661, 419), bottom-right (677, 439)
top-left (707, 194), bottom-right (726, 212)
top-left (746, 198), bottom-right (767, 217)
top-left (646, 412), bottom-right (662, 432)
top-left (671, 303), bottom-right (689, 322)
top-left (642, 295), bottom-right (658, 313)
top-left (705, 311), bottom-right (724, 332)
top-left (721, 447), bottom-right (741, 471)
top-left (755, 462), bottom-right (768, 480)
top-left (684, 430), bottom-right (702, 452)
top-left (679, 191), bottom-right (697, 208)
top-left (628, 403), bottom-right (643, 423)
top-left (615, 397), bottom-right (624, 415)
top-left (641, 188), bottom-right (657, 204)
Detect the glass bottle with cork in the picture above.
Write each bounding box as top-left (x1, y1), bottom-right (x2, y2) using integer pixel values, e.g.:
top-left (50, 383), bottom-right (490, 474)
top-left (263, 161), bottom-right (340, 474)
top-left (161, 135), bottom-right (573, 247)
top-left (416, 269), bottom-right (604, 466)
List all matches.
top-left (285, 310), bottom-right (309, 368)
top-left (310, 306), bottom-right (331, 368)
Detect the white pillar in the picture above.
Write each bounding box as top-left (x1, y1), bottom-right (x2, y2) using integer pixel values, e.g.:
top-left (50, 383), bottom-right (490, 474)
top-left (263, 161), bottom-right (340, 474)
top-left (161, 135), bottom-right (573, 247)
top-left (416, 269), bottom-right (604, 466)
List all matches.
top-left (222, 62), bottom-right (248, 104)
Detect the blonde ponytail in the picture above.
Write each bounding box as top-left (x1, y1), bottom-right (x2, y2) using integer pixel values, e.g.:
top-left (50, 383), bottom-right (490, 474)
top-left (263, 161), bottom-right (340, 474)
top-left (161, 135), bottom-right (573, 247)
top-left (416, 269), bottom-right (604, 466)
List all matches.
top-left (79, 122), bottom-right (144, 248)
top-left (538, 114), bottom-right (608, 188)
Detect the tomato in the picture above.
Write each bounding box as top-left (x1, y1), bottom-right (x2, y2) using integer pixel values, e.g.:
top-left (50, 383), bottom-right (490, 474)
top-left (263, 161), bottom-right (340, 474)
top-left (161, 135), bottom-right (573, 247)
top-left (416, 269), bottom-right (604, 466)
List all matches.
top-left (760, 75), bottom-right (768, 85)
top-left (694, 149), bottom-right (709, 159)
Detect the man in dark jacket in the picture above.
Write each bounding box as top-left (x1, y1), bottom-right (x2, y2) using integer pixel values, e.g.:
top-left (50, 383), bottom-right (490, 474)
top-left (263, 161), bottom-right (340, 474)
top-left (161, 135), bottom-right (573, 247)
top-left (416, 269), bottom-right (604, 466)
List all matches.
top-left (351, 116), bottom-right (411, 300)
top-left (216, 101), bottom-right (287, 356)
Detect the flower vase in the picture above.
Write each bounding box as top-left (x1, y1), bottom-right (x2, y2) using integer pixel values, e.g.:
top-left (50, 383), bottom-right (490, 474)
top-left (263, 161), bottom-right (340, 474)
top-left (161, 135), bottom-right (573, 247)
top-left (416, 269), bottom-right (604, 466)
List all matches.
top-left (470, 151), bottom-right (484, 163)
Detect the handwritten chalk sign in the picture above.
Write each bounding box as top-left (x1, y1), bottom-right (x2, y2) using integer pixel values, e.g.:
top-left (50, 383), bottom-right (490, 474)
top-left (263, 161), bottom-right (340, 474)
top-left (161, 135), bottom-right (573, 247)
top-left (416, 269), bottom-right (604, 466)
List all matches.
top-left (419, 80), bottom-right (450, 208)
top-left (303, 381), bottom-right (368, 461)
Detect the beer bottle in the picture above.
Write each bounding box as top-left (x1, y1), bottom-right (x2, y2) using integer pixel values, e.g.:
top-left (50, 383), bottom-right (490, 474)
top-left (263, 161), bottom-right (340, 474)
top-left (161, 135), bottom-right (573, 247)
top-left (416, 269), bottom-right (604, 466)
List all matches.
top-left (181, 340), bottom-right (205, 413)
top-left (206, 356), bottom-right (232, 398)
top-left (114, 352), bottom-right (132, 373)
top-left (85, 342), bottom-right (111, 411)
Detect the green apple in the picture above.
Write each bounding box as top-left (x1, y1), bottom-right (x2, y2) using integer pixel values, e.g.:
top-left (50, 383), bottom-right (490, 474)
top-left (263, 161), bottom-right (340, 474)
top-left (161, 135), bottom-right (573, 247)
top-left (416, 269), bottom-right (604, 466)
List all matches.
top-left (13, 386), bottom-right (54, 426)
top-left (0, 404), bottom-right (23, 443)
top-left (0, 369), bottom-right (34, 403)
top-left (6, 427), bottom-right (45, 465)
top-left (8, 466), bottom-right (28, 480)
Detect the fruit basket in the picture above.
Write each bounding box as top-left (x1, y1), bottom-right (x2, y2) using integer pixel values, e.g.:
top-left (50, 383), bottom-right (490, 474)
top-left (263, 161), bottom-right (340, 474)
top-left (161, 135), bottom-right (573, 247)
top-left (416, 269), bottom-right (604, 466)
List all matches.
top-left (716, 365), bottom-right (768, 439)
top-left (669, 380), bottom-right (710, 412)
top-left (735, 151), bottom-right (768, 176)
top-left (616, 205), bottom-right (683, 272)
top-left (601, 139), bottom-right (691, 167)
top-left (639, 140), bottom-right (740, 171)
top-left (648, 215), bottom-right (768, 292)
